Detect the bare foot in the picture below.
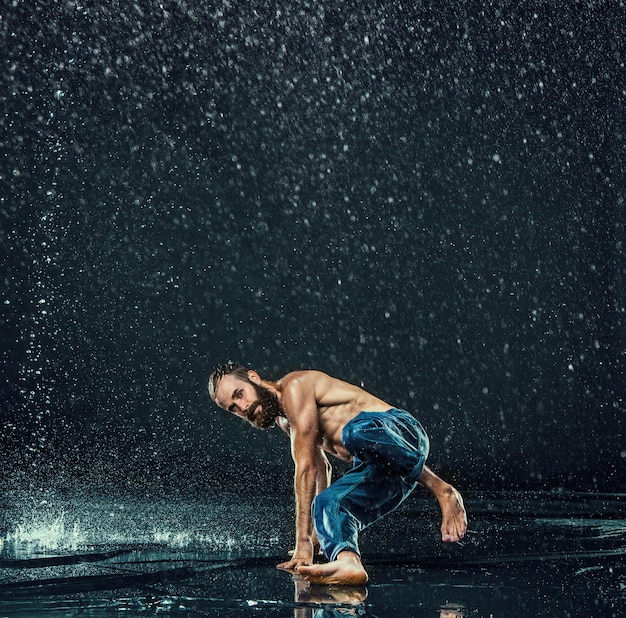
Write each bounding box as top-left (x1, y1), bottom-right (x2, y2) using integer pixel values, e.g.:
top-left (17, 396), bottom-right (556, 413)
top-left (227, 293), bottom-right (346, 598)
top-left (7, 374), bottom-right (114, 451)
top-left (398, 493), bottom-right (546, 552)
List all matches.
top-left (439, 485), bottom-right (467, 542)
top-left (296, 551), bottom-right (368, 585)
top-left (417, 467), bottom-right (468, 543)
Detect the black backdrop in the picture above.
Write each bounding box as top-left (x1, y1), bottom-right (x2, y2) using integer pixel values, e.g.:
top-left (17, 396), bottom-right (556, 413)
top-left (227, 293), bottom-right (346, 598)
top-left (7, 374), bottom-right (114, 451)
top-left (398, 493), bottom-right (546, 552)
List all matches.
top-left (1, 0), bottom-right (624, 495)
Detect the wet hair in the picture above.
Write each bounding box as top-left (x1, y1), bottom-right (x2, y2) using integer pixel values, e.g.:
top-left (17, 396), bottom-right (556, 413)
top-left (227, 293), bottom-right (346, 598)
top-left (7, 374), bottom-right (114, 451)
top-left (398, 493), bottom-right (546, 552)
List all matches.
top-left (207, 361), bottom-right (253, 402)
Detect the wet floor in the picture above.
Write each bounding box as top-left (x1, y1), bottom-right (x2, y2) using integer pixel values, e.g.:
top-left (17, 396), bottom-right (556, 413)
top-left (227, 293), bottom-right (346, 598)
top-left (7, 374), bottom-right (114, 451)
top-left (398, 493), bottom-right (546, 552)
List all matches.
top-left (1, 490), bottom-right (624, 616)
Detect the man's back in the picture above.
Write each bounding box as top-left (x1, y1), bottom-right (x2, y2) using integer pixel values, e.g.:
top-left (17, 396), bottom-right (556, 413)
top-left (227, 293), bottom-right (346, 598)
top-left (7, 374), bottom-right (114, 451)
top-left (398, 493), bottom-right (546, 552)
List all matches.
top-left (277, 370), bottom-right (392, 460)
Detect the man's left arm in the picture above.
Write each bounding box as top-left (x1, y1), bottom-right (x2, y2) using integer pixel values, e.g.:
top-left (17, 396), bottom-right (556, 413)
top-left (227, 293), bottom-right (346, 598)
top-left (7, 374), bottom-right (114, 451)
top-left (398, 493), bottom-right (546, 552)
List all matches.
top-left (276, 376), bottom-right (320, 571)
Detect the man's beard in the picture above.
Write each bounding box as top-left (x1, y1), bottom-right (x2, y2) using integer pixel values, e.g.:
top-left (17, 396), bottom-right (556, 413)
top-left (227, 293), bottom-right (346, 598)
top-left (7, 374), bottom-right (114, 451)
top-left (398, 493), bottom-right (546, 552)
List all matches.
top-left (245, 382), bottom-right (283, 429)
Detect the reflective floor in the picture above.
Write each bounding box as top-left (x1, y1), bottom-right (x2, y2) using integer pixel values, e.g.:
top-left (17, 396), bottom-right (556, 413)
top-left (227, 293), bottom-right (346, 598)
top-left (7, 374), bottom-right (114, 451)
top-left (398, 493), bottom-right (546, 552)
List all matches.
top-left (1, 490), bottom-right (624, 616)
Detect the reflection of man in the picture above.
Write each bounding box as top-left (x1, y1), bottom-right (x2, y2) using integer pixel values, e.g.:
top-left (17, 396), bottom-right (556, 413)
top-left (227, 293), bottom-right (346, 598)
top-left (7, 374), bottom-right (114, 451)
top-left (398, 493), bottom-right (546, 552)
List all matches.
top-left (293, 576), bottom-right (366, 618)
top-left (209, 362), bottom-right (467, 585)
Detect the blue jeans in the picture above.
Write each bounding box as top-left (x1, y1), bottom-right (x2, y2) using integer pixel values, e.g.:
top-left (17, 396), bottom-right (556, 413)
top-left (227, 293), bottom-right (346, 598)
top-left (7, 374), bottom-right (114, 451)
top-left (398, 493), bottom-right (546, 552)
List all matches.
top-left (312, 409), bottom-right (430, 561)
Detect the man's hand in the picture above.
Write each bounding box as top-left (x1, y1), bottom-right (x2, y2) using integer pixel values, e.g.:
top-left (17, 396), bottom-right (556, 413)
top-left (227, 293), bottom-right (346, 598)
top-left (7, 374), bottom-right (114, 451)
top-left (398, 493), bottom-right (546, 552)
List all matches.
top-left (276, 541), bottom-right (313, 572)
top-left (283, 537), bottom-right (322, 561)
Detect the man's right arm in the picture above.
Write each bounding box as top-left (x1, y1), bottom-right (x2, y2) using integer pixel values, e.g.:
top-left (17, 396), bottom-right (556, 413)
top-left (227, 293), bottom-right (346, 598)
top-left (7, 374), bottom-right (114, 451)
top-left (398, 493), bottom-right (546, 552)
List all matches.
top-left (310, 448), bottom-right (331, 553)
top-left (315, 448), bottom-right (332, 495)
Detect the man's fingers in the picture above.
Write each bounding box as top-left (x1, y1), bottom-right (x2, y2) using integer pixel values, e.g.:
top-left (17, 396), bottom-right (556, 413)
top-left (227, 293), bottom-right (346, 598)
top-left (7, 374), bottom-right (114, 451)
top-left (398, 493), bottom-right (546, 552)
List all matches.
top-left (276, 559), bottom-right (298, 571)
top-left (276, 557), bottom-right (311, 571)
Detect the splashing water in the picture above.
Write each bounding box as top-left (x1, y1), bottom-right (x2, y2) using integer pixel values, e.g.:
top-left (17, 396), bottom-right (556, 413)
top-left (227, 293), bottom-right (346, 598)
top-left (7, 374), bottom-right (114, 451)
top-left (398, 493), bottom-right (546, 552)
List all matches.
top-left (1, 492), bottom-right (288, 560)
top-left (5, 512), bottom-right (86, 553)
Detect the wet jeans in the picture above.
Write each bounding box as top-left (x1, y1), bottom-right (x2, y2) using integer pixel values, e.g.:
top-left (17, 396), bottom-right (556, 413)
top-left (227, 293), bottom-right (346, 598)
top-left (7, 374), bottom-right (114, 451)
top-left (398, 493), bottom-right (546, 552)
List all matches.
top-left (312, 409), bottom-right (430, 561)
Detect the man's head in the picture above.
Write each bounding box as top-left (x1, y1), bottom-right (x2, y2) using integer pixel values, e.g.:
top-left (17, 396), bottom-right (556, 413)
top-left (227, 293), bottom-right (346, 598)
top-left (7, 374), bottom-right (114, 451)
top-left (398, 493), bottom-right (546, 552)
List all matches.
top-left (208, 361), bottom-right (282, 430)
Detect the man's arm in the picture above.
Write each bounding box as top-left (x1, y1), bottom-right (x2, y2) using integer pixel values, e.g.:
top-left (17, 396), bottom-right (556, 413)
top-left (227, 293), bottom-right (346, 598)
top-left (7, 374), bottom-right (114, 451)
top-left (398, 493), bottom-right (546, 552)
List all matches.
top-left (315, 448), bottom-right (332, 495)
top-left (310, 448), bottom-right (331, 553)
top-left (276, 375), bottom-right (320, 571)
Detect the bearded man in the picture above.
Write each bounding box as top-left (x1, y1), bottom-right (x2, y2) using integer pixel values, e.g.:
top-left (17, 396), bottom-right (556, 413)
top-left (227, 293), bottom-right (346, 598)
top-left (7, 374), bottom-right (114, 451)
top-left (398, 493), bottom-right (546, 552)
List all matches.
top-left (208, 362), bottom-right (467, 585)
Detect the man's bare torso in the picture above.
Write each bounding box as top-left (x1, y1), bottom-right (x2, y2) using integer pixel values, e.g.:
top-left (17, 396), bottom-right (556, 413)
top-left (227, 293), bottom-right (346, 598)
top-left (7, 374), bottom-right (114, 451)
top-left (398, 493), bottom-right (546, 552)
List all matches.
top-left (276, 370), bottom-right (392, 461)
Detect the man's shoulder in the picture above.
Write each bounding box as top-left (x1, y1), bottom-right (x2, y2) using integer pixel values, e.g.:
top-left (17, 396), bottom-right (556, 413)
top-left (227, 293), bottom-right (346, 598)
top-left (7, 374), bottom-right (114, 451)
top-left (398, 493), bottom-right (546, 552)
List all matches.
top-left (280, 369), bottom-right (330, 390)
top-left (278, 371), bottom-right (329, 417)
top-left (282, 369), bottom-right (329, 380)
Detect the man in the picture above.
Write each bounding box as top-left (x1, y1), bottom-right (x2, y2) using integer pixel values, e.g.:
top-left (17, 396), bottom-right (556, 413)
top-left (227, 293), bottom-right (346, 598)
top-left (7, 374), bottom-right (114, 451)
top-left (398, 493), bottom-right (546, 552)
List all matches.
top-left (208, 362), bottom-right (467, 585)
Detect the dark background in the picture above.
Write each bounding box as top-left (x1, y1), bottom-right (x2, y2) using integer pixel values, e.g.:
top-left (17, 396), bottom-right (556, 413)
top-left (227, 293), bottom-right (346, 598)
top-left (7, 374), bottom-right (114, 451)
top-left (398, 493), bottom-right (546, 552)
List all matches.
top-left (1, 0), bottom-right (624, 496)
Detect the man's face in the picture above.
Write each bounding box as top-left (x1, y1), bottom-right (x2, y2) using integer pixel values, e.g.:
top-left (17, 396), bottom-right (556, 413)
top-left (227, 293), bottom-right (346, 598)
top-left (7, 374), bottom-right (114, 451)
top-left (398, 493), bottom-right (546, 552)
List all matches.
top-left (214, 373), bottom-right (282, 430)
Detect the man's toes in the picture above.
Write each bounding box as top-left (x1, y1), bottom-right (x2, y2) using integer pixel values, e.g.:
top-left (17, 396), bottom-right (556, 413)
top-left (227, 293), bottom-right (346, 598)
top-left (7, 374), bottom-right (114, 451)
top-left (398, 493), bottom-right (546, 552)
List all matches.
top-left (442, 524), bottom-right (466, 542)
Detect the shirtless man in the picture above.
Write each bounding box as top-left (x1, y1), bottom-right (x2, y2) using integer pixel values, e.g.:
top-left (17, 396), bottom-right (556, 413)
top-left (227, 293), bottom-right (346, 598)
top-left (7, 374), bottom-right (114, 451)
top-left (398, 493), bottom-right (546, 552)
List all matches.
top-left (208, 362), bottom-right (467, 585)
